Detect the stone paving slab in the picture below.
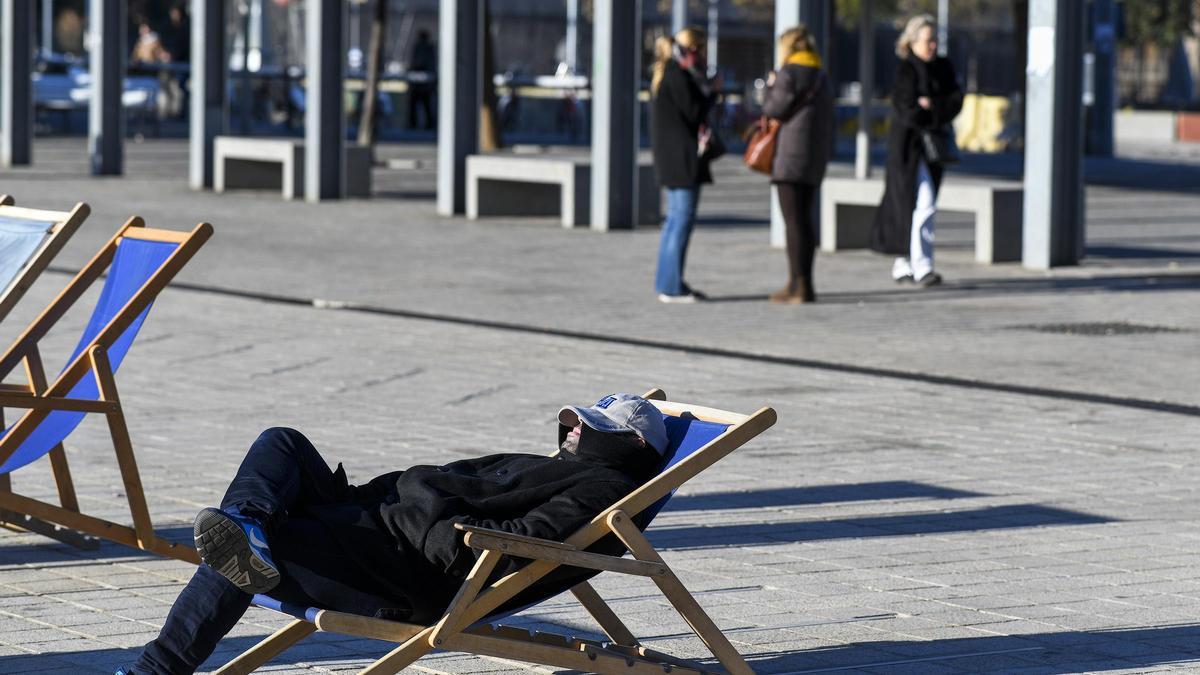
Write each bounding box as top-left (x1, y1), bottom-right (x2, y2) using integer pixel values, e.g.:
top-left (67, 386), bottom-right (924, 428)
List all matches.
top-left (0, 140), bottom-right (1197, 673)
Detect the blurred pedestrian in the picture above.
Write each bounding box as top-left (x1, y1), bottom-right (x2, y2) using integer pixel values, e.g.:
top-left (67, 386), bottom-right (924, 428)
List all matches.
top-left (761, 25), bottom-right (834, 304)
top-left (409, 30), bottom-right (436, 130)
top-left (651, 28), bottom-right (718, 304)
top-left (871, 14), bottom-right (963, 286)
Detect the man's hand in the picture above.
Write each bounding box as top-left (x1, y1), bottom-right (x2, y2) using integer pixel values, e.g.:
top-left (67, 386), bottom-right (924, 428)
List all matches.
top-left (918, 96), bottom-right (932, 110)
top-left (766, 71), bottom-right (777, 87)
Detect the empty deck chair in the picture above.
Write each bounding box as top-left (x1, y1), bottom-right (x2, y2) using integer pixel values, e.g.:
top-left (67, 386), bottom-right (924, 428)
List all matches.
top-left (0, 218), bottom-right (212, 562)
top-left (217, 390), bottom-right (776, 675)
top-left (0, 196), bottom-right (90, 325)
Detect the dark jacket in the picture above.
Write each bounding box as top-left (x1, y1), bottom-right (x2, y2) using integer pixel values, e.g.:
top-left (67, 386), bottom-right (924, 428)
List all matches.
top-left (871, 56), bottom-right (963, 254)
top-left (651, 60), bottom-right (715, 188)
top-left (311, 431), bottom-right (657, 623)
top-left (762, 62), bottom-right (835, 185)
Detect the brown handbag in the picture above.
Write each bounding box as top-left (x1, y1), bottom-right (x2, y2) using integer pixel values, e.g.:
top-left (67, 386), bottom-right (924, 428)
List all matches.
top-left (742, 117), bottom-right (780, 174)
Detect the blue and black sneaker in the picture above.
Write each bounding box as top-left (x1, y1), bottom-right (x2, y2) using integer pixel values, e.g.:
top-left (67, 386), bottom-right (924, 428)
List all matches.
top-left (193, 507), bottom-right (280, 594)
top-left (114, 666), bottom-right (139, 675)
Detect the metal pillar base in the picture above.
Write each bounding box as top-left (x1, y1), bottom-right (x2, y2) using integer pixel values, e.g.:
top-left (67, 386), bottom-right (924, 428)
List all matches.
top-left (190, 0), bottom-right (228, 190)
top-left (1022, 0), bottom-right (1085, 269)
top-left (436, 0), bottom-right (481, 216)
top-left (88, 0), bottom-right (125, 176)
top-left (305, 0), bottom-right (346, 201)
top-left (590, 0), bottom-right (641, 231)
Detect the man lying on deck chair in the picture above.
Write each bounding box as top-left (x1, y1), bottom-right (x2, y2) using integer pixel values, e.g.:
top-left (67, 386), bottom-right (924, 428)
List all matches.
top-left (119, 394), bottom-right (668, 675)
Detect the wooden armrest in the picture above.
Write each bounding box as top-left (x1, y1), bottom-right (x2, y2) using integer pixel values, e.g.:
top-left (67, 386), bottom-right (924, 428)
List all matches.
top-left (453, 523), bottom-right (577, 551)
top-left (0, 393), bottom-right (118, 413)
top-left (460, 527), bottom-right (667, 578)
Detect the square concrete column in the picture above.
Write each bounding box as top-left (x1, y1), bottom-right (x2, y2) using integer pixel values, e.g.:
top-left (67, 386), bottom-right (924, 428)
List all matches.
top-left (305, 0), bottom-right (346, 201)
top-left (590, 0), bottom-right (641, 231)
top-left (1022, 0), bottom-right (1085, 269)
top-left (1, 0), bottom-right (34, 167)
top-left (89, 0), bottom-right (125, 175)
top-left (436, 0), bottom-right (482, 216)
top-left (190, 0), bottom-right (228, 190)
top-left (772, 0), bottom-right (830, 247)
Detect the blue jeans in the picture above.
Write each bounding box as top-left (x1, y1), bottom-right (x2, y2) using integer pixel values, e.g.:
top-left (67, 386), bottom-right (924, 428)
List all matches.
top-left (134, 428), bottom-right (403, 674)
top-left (654, 186), bottom-right (701, 296)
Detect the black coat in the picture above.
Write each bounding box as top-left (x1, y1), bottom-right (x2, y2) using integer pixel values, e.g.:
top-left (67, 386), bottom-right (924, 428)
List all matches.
top-left (871, 56), bottom-right (963, 254)
top-left (310, 430), bottom-right (657, 623)
top-left (651, 60), bottom-right (715, 188)
top-left (762, 63), bottom-right (834, 185)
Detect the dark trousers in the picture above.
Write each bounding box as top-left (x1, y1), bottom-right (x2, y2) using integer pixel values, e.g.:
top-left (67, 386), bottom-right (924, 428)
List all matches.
top-left (135, 428), bottom-right (398, 674)
top-left (775, 181), bottom-right (818, 283)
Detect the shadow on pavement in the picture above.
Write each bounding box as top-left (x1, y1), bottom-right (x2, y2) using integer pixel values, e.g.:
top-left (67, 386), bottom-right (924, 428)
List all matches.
top-left (664, 481), bottom-right (982, 512)
top-left (743, 623), bottom-right (1200, 673)
top-left (649, 504), bottom-right (1113, 550)
top-left (810, 272), bottom-right (1200, 306)
top-left (0, 632), bottom-right (394, 675)
top-left (1087, 245), bottom-right (1200, 260)
top-left (0, 525), bottom-right (195, 566)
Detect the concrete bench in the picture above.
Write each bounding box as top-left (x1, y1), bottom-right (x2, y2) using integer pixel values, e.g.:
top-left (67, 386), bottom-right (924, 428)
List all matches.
top-left (466, 155), bottom-right (660, 227)
top-left (819, 177), bottom-right (1024, 264)
top-left (213, 136), bottom-right (371, 199)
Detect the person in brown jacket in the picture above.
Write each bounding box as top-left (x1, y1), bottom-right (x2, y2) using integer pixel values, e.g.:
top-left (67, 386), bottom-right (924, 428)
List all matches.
top-left (761, 25), bottom-right (834, 304)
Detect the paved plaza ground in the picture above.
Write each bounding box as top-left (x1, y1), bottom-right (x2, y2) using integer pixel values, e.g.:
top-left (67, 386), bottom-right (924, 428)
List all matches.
top-left (0, 138), bottom-right (1198, 674)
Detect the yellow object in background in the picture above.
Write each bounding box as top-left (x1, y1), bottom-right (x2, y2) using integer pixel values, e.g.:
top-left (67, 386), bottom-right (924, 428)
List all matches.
top-left (955, 94), bottom-right (1010, 153)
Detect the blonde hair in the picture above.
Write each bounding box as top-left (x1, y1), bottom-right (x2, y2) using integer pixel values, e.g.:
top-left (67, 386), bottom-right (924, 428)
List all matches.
top-left (650, 27), bottom-right (706, 96)
top-left (896, 14), bottom-right (936, 58)
top-left (777, 25), bottom-right (816, 63)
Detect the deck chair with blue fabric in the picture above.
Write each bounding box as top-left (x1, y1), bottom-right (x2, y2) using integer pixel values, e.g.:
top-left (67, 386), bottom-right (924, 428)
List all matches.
top-left (0, 196), bottom-right (90, 325)
top-left (0, 218), bottom-right (211, 562)
top-left (217, 390), bottom-right (776, 675)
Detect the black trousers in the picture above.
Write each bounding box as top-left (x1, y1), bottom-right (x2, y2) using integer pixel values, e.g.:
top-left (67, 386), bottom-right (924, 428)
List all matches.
top-left (775, 181), bottom-right (818, 282)
top-left (135, 428), bottom-right (400, 674)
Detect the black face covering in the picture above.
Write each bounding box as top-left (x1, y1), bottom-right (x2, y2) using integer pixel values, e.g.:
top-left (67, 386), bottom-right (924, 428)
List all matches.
top-left (559, 425), bottom-right (661, 483)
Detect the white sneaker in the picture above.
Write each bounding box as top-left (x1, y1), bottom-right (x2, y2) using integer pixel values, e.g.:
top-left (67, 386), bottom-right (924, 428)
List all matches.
top-left (658, 293), bottom-right (698, 304)
top-left (891, 257), bottom-right (914, 283)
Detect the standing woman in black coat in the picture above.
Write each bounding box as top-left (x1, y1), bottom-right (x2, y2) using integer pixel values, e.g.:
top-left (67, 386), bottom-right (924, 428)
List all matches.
top-left (761, 25), bottom-right (834, 304)
top-left (651, 28), bottom-right (717, 303)
top-left (871, 14), bottom-right (963, 286)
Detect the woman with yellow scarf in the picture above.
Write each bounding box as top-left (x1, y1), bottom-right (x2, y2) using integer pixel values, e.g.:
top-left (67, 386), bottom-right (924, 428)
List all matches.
top-left (761, 25), bottom-right (835, 304)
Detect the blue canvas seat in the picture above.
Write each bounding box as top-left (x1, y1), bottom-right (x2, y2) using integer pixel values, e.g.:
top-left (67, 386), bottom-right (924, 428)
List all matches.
top-left (0, 196), bottom-right (89, 326)
top-left (0, 218), bottom-right (211, 562)
top-left (220, 391), bottom-right (775, 675)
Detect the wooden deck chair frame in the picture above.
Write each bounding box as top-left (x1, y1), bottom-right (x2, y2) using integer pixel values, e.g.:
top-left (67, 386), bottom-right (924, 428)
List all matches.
top-left (0, 196), bottom-right (90, 324)
top-left (217, 389), bottom-right (776, 675)
top-left (0, 219), bottom-right (211, 563)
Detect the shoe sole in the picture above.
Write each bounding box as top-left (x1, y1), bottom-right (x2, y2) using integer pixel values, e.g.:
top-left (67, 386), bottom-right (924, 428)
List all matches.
top-left (194, 509), bottom-right (280, 595)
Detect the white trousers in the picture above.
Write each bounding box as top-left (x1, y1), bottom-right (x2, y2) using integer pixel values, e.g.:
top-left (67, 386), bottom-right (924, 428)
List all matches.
top-left (892, 159), bottom-right (937, 280)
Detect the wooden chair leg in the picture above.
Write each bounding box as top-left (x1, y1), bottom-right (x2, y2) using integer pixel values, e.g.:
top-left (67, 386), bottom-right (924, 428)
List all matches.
top-left (607, 511), bottom-right (754, 675)
top-left (47, 444), bottom-right (81, 512)
top-left (570, 581), bottom-right (640, 646)
top-left (90, 348), bottom-right (156, 545)
top-left (431, 549), bottom-right (500, 647)
top-left (360, 626), bottom-right (436, 675)
top-left (214, 619), bottom-right (316, 674)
